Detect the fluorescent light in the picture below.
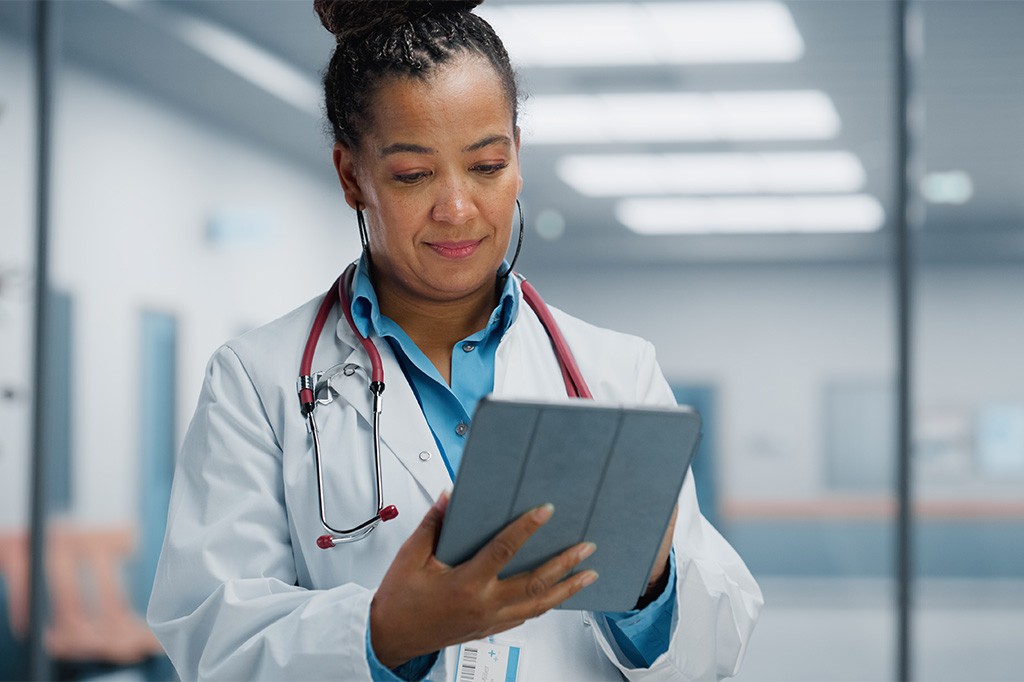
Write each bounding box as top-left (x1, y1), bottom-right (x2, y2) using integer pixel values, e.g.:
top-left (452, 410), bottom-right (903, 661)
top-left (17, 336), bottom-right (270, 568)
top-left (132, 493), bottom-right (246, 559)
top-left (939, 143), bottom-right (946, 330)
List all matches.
top-left (616, 195), bottom-right (885, 234)
top-left (921, 171), bottom-right (974, 205)
top-left (647, 2), bottom-right (804, 64)
top-left (711, 91), bottom-right (840, 140)
top-left (106, 0), bottom-right (321, 117)
top-left (480, 4), bottom-right (654, 67)
top-left (478, 2), bottom-right (803, 67)
top-left (558, 152), bottom-right (866, 196)
top-left (524, 91), bottom-right (840, 144)
top-left (173, 18), bottom-right (322, 117)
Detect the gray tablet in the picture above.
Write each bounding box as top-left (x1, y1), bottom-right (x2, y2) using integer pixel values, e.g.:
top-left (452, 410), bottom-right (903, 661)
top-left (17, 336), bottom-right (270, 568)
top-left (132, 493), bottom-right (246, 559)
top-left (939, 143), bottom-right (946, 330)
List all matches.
top-left (435, 396), bottom-right (701, 612)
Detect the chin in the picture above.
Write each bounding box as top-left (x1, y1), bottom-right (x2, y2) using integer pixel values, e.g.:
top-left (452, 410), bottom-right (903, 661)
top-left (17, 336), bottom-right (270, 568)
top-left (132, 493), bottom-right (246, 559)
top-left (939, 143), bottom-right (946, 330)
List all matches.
top-left (424, 264), bottom-right (498, 295)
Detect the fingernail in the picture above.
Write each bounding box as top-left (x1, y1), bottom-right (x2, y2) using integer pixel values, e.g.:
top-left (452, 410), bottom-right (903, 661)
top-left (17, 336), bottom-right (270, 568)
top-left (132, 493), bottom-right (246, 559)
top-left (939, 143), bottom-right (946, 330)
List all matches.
top-left (533, 503), bottom-right (554, 522)
top-left (577, 542), bottom-right (596, 560)
top-left (579, 570), bottom-right (599, 587)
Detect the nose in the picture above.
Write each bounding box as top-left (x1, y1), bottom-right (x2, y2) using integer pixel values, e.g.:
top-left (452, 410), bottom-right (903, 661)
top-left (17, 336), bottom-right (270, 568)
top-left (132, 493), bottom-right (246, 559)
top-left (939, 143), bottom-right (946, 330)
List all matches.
top-left (431, 176), bottom-right (477, 226)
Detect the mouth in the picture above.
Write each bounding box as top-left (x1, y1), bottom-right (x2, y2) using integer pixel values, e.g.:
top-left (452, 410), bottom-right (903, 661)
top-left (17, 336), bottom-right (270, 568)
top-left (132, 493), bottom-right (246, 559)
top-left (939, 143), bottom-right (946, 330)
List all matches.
top-left (425, 239), bottom-right (484, 259)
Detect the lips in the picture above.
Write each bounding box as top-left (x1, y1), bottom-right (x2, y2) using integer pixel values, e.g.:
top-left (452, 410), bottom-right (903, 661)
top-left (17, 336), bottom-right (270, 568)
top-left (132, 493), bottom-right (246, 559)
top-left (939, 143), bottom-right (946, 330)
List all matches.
top-left (426, 239), bottom-right (483, 259)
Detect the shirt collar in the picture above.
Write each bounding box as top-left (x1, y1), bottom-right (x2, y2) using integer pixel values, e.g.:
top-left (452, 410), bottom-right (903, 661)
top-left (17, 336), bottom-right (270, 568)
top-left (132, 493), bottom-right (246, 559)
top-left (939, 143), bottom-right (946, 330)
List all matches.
top-left (350, 254), bottom-right (520, 342)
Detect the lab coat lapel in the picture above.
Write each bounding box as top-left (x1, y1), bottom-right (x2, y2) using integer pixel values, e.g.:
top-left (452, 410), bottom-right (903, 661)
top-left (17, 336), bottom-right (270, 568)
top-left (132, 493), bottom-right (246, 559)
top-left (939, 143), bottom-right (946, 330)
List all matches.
top-left (332, 317), bottom-right (451, 502)
top-left (494, 301), bottom-right (567, 400)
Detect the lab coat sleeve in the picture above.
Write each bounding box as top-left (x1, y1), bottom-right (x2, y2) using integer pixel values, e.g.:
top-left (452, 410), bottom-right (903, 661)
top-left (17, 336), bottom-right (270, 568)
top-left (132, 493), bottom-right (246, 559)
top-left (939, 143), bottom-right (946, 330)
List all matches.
top-left (147, 346), bottom-right (377, 681)
top-left (589, 340), bottom-right (764, 681)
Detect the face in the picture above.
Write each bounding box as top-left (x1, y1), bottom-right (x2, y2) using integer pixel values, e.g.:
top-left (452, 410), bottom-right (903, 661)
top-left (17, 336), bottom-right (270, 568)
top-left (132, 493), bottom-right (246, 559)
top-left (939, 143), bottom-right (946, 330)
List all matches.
top-left (333, 54), bottom-right (522, 308)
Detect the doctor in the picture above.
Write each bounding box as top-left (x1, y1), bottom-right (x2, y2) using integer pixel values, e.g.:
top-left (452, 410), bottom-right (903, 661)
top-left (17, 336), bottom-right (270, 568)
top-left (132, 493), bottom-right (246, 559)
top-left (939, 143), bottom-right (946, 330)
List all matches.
top-left (147, 1), bottom-right (762, 680)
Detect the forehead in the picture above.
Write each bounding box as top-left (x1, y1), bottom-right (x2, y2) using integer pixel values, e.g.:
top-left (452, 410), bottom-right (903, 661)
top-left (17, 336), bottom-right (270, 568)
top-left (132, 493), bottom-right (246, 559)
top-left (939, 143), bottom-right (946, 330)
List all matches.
top-left (363, 55), bottom-right (515, 152)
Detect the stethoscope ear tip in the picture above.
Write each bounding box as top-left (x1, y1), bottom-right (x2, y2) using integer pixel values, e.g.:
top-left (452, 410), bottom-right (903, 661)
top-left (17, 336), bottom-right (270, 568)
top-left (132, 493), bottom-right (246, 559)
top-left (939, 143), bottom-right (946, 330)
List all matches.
top-left (316, 535), bottom-right (336, 549)
top-left (380, 505), bottom-right (399, 522)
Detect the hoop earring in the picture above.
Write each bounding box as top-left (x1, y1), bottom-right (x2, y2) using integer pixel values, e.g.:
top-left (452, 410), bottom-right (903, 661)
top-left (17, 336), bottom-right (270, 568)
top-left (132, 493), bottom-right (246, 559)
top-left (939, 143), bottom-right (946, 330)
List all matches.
top-left (498, 199), bottom-right (525, 279)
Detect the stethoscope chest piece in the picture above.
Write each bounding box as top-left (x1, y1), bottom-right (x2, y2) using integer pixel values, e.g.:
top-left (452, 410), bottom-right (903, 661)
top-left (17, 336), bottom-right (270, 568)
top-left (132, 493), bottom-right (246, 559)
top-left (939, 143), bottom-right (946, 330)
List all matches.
top-left (312, 363), bottom-right (361, 407)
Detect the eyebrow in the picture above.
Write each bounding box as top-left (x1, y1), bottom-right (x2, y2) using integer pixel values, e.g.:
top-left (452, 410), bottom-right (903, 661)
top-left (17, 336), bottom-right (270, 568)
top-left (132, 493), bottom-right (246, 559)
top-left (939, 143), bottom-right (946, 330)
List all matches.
top-left (380, 142), bottom-right (434, 157)
top-left (378, 134), bottom-right (512, 158)
top-left (463, 134), bottom-right (512, 153)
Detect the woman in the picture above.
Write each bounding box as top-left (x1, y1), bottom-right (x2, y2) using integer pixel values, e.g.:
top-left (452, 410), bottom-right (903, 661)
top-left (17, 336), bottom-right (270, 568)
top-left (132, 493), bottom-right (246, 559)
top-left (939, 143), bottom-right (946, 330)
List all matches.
top-left (147, 1), bottom-right (762, 680)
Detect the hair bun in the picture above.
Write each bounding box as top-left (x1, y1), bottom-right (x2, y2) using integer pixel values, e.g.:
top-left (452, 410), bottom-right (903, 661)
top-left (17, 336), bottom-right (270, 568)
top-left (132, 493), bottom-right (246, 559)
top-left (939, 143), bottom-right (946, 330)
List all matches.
top-left (314, 1), bottom-right (485, 42)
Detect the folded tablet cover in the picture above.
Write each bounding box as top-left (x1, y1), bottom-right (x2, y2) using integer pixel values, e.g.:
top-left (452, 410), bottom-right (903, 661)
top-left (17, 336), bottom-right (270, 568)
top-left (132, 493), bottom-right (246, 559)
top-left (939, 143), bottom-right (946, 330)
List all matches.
top-left (435, 397), bottom-right (701, 612)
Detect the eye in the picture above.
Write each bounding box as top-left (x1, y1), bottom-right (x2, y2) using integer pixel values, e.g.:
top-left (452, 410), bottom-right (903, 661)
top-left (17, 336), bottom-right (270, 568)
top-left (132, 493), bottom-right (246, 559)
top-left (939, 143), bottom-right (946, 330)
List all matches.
top-left (393, 171), bottom-right (430, 184)
top-left (473, 162), bottom-right (509, 175)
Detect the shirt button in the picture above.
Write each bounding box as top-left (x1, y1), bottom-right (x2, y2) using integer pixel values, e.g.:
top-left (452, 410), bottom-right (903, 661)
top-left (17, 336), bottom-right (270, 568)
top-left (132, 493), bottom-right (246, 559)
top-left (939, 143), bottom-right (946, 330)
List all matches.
top-left (455, 422), bottom-right (469, 436)
top-left (418, 451), bottom-right (432, 462)
top-left (462, 342), bottom-right (476, 352)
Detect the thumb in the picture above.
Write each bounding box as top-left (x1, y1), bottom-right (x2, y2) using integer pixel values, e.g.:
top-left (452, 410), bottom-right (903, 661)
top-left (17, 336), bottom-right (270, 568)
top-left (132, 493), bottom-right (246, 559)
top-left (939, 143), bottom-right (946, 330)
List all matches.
top-left (401, 491), bottom-right (450, 564)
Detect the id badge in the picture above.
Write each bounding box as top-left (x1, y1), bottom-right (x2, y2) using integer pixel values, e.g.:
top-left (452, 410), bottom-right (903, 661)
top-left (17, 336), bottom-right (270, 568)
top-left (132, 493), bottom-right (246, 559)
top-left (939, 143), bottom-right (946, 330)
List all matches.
top-left (454, 636), bottom-right (524, 682)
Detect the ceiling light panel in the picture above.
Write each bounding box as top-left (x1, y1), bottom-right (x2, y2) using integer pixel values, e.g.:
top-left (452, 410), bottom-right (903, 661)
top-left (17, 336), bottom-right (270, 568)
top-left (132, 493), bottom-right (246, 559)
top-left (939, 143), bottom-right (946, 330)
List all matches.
top-left (616, 195), bottom-right (885, 234)
top-left (647, 2), bottom-right (804, 64)
top-left (478, 2), bottom-right (803, 67)
top-left (558, 151), bottom-right (867, 196)
top-left (524, 91), bottom-right (840, 144)
top-left (106, 0), bottom-right (321, 117)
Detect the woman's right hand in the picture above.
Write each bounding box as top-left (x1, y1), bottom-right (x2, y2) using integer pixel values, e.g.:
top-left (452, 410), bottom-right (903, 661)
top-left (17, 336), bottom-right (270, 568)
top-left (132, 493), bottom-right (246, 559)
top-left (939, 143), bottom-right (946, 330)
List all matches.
top-left (368, 492), bottom-right (598, 669)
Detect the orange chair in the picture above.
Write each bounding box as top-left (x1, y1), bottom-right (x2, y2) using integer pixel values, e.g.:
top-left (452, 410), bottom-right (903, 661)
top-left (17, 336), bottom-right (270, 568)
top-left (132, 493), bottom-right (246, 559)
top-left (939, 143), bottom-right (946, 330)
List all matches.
top-left (0, 525), bottom-right (163, 665)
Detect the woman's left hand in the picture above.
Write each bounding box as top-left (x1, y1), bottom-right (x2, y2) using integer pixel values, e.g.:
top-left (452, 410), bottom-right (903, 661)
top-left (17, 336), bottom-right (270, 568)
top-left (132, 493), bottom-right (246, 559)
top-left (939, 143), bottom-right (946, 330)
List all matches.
top-left (636, 505), bottom-right (677, 608)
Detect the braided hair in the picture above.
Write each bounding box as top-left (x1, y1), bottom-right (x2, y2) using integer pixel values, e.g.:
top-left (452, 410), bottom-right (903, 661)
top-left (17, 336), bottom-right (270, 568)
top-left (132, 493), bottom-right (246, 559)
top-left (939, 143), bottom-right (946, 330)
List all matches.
top-left (315, 0), bottom-right (520, 149)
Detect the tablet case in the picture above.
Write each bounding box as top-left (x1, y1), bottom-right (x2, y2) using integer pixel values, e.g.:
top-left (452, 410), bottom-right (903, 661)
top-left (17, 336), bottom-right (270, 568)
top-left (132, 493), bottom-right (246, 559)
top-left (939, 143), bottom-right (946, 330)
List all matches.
top-left (435, 397), bottom-right (701, 612)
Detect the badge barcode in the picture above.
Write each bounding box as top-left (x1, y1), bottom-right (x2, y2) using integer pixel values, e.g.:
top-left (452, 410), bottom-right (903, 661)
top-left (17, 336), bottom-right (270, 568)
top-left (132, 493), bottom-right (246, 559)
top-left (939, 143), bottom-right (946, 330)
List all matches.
top-left (459, 646), bottom-right (478, 681)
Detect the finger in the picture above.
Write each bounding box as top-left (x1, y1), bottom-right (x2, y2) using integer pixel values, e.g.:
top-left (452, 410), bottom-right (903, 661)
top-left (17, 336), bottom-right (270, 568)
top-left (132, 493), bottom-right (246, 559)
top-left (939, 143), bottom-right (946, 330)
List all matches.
top-left (506, 542), bottom-right (596, 600)
top-left (399, 491), bottom-right (450, 565)
top-left (467, 503), bottom-right (554, 577)
top-left (503, 569), bottom-right (599, 623)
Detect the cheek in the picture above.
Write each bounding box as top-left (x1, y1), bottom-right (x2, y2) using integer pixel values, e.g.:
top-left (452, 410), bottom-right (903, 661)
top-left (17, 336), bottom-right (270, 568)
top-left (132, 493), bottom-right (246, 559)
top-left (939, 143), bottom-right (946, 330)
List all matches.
top-left (492, 182), bottom-right (521, 228)
top-left (368, 201), bottom-right (419, 252)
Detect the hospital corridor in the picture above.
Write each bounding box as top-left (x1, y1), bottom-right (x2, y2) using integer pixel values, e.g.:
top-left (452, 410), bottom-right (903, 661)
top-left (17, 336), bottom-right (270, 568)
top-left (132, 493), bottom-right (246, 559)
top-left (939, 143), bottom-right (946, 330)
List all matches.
top-left (1, 1), bottom-right (1022, 680)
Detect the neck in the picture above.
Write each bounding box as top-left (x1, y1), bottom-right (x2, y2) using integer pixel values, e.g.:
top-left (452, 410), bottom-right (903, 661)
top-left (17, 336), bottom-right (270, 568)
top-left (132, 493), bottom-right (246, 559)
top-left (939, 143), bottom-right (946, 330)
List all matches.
top-left (374, 275), bottom-right (501, 382)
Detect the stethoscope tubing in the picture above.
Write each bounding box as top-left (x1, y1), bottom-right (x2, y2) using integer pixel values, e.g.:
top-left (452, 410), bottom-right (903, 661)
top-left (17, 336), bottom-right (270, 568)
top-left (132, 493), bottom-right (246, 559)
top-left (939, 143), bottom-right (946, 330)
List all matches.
top-left (299, 261), bottom-right (592, 549)
top-left (517, 276), bottom-right (592, 400)
top-left (301, 264), bottom-right (396, 548)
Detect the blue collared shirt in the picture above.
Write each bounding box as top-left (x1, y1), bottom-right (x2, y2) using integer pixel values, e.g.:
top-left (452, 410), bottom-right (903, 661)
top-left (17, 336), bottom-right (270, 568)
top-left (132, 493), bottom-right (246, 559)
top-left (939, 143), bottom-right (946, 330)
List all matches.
top-left (351, 257), bottom-right (676, 679)
top-left (350, 258), bottom-right (518, 475)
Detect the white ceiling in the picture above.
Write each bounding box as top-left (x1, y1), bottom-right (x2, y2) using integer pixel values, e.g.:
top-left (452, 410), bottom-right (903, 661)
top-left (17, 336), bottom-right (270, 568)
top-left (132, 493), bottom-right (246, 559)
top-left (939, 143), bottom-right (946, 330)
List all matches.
top-left (2, 0), bottom-right (1023, 267)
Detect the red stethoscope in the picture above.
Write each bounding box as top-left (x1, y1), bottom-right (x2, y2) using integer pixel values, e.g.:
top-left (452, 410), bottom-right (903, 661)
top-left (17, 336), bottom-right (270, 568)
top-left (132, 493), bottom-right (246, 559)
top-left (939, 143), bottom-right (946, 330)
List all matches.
top-left (297, 261), bottom-right (592, 549)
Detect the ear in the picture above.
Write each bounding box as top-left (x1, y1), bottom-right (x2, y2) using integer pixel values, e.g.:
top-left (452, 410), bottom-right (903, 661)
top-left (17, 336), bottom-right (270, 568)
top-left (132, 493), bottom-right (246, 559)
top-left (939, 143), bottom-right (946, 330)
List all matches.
top-left (513, 126), bottom-right (523, 194)
top-left (332, 142), bottom-right (364, 210)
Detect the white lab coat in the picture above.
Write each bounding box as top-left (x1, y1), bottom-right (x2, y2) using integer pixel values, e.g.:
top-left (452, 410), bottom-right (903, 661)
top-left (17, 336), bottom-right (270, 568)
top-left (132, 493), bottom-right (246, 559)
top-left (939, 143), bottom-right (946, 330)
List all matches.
top-left (148, 287), bottom-right (763, 681)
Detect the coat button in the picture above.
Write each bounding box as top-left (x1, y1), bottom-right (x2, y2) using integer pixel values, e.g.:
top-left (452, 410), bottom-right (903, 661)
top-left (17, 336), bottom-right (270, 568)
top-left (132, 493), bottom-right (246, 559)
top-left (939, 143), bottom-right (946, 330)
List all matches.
top-left (455, 422), bottom-right (468, 436)
top-left (418, 451), bottom-right (432, 462)
top-left (462, 342), bottom-right (476, 352)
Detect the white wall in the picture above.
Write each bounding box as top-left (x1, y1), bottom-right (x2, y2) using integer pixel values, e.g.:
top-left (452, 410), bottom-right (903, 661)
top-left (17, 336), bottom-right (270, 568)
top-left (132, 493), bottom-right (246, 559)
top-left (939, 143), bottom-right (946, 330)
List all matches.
top-left (528, 262), bottom-right (1024, 503)
top-left (528, 263), bottom-right (895, 501)
top-left (0, 34), bottom-right (360, 526)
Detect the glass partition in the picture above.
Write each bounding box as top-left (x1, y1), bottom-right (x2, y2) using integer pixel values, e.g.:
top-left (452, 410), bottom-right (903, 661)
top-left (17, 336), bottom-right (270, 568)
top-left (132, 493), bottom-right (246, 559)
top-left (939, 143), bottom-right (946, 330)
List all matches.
top-left (912, 2), bottom-right (1024, 679)
top-left (516, 2), bottom-right (900, 679)
top-left (0, 3), bottom-right (38, 678)
top-left (0, 0), bottom-right (354, 677)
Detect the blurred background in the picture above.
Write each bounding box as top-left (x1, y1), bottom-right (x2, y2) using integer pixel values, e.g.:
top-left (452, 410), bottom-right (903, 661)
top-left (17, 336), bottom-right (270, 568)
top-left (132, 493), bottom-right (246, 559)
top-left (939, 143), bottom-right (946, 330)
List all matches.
top-left (1, 0), bottom-right (1022, 680)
